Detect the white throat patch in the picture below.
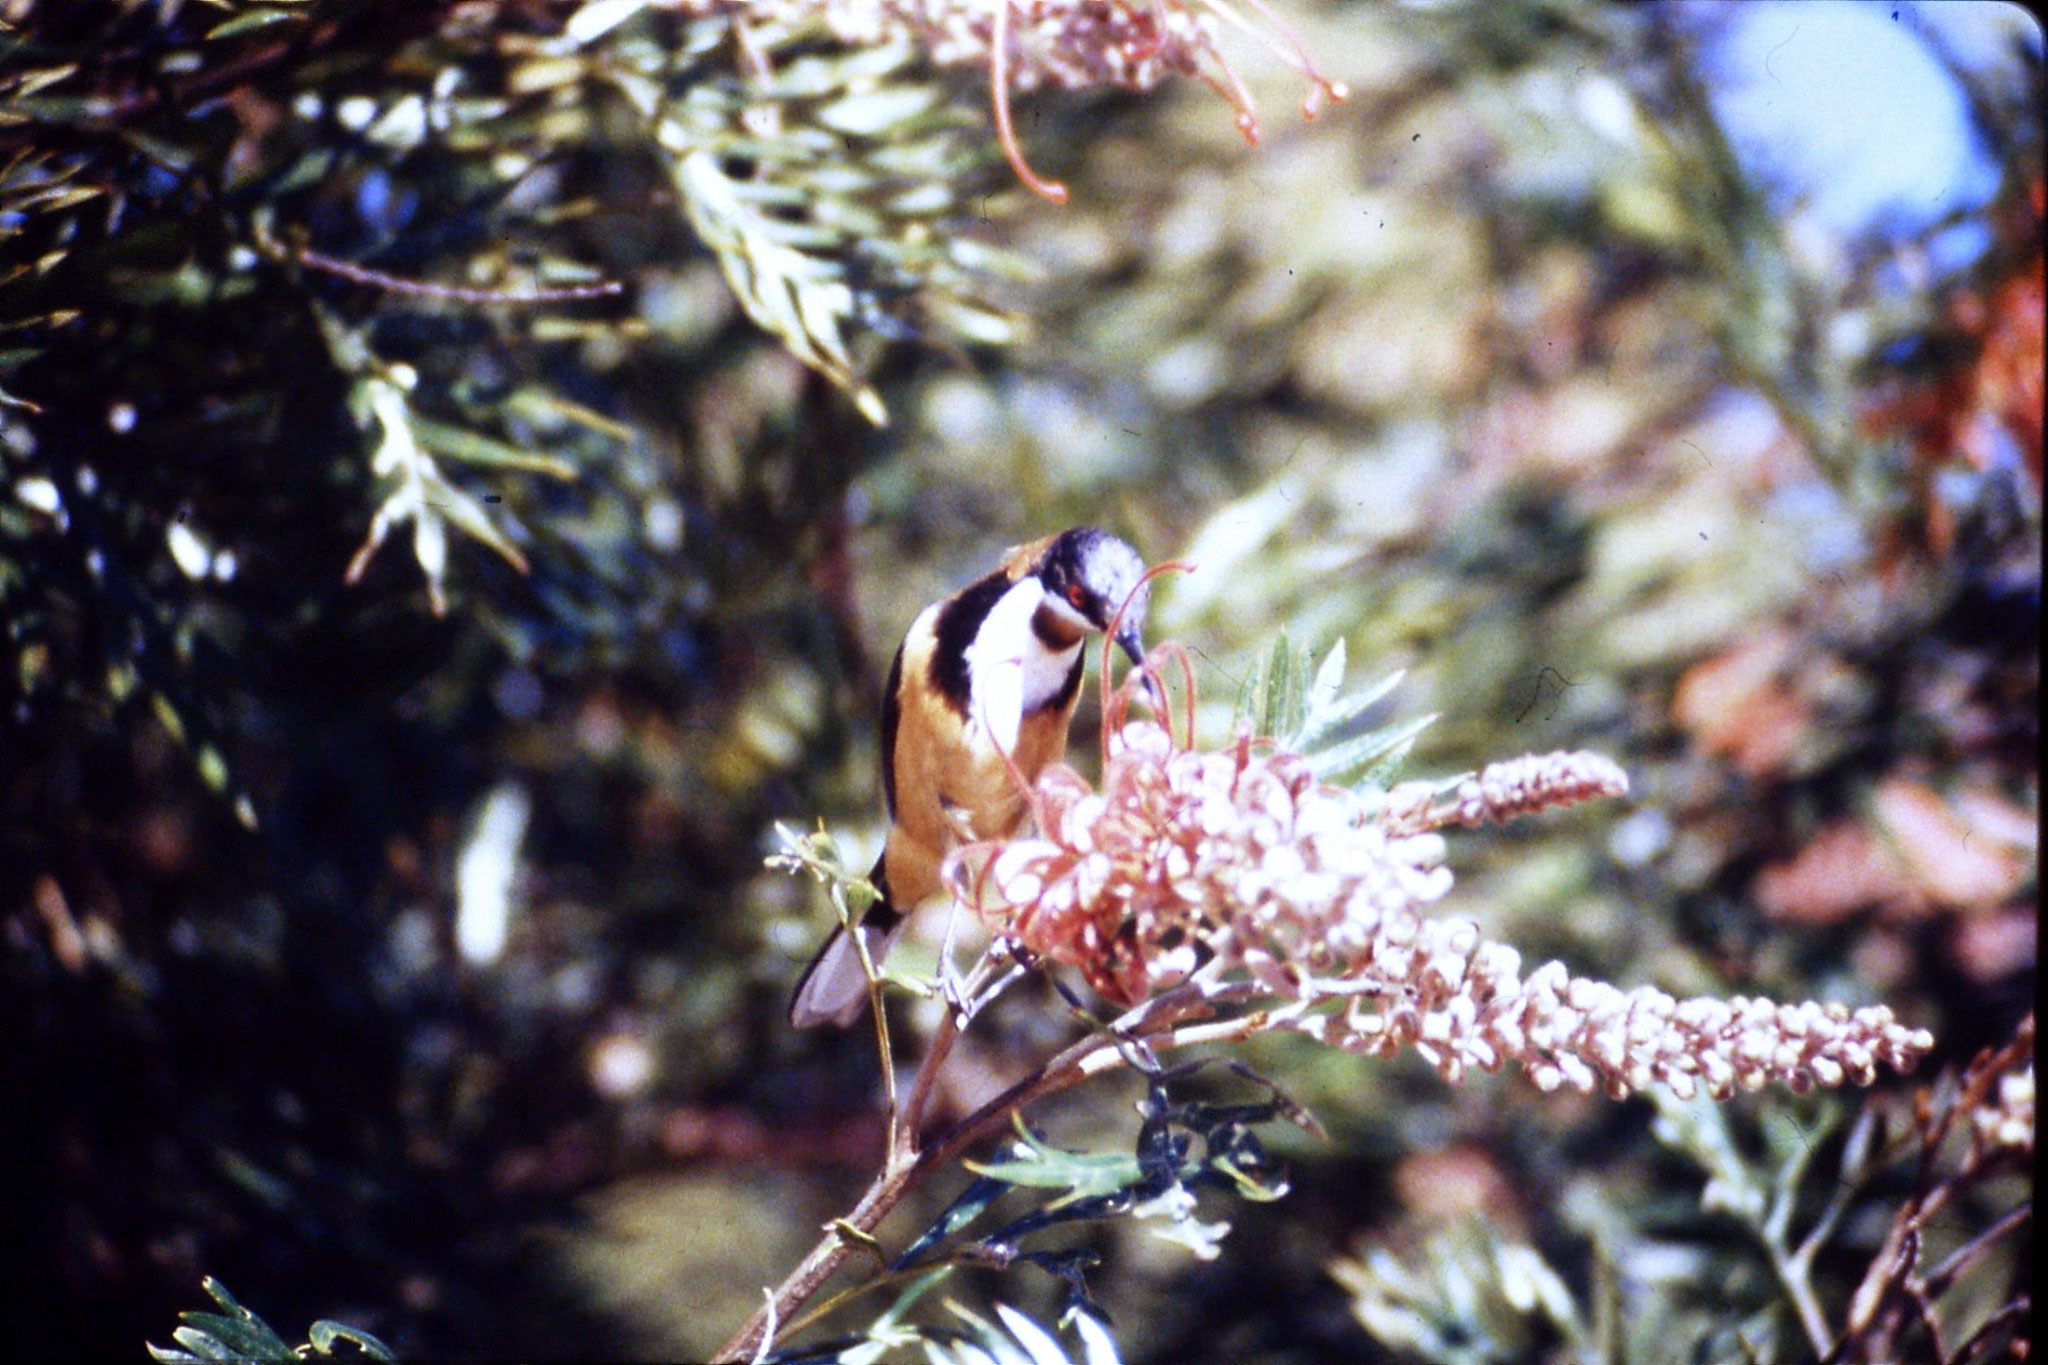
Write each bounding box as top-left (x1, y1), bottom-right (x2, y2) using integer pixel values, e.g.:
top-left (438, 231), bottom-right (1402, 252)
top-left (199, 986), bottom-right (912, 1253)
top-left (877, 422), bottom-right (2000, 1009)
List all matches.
top-left (964, 578), bottom-right (1082, 753)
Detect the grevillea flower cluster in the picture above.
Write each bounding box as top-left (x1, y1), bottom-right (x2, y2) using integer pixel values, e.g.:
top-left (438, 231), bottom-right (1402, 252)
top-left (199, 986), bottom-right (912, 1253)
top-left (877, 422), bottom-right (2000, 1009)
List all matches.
top-left (665, 0), bottom-right (1347, 199)
top-left (794, 0), bottom-right (1345, 107)
top-left (945, 720), bottom-right (1934, 1103)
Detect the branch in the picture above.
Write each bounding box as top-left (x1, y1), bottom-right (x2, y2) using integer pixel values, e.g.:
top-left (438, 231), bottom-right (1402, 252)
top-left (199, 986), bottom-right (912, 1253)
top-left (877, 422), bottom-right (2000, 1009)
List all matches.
top-left (292, 247), bottom-right (624, 305)
top-left (1922, 1202), bottom-right (2031, 1302)
top-left (709, 978), bottom-right (1252, 1362)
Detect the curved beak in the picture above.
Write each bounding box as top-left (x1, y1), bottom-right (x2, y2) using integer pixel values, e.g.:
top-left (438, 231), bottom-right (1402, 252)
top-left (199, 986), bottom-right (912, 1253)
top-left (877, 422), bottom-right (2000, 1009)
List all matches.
top-left (1115, 623), bottom-right (1146, 670)
top-left (1116, 625), bottom-right (1168, 717)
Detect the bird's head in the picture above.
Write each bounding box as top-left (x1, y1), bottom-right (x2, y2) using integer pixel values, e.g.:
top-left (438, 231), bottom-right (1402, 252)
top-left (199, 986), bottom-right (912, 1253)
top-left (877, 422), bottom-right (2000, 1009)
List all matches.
top-left (1036, 527), bottom-right (1150, 667)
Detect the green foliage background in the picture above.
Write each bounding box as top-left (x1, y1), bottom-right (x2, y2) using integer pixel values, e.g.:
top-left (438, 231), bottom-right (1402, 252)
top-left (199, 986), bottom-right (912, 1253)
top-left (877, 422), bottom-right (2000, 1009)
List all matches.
top-left (1, 1), bottom-right (2036, 1360)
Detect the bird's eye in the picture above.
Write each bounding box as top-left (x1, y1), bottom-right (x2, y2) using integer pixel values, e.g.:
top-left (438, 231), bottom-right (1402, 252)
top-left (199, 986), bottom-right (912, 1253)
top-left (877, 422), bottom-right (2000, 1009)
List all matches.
top-left (1066, 583), bottom-right (1088, 610)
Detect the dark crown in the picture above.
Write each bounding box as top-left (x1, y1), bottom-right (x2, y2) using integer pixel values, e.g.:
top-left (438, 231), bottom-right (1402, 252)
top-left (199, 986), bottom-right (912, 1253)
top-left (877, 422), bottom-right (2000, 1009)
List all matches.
top-left (1040, 527), bottom-right (1148, 636)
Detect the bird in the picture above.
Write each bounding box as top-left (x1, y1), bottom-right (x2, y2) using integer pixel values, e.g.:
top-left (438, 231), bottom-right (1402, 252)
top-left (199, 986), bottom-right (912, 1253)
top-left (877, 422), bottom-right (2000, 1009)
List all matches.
top-left (788, 527), bottom-right (1153, 1028)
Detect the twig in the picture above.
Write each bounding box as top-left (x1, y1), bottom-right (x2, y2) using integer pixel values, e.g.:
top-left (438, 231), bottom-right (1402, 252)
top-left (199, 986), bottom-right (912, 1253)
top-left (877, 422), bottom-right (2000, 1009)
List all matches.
top-left (709, 979), bottom-right (1251, 1362)
top-left (894, 994), bottom-right (962, 1165)
top-left (1759, 1115), bottom-right (1838, 1362)
top-left (1790, 1105), bottom-right (1878, 1276)
top-left (292, 247), bottom-right (624, 304)
top-left (1831, 1016), bottom-right (2035, 1365)
top-left (1921, 1202), bottom-right (2030, 1301)
top-left (1945, 1294), bottom-right (2030, 1365)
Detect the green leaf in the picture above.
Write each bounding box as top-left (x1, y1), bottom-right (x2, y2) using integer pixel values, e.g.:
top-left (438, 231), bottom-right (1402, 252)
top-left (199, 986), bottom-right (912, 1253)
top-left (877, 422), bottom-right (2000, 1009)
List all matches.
top-left (1232, 630), bottom-right (1306, 739)
top-left (306, 1320), bottom-right (398, 1360)
top-left (207, 9), bottom-right (300, 39)
top-left (147, 1281), bottom-right (299, 1364)
top-left (622, 17), bottom-right (1026, 427)
top-left (965, 1125), bottom-right (1145, 1209)
top-left (150, 1280), bottom-right (385, 1364)
top-left (897, 1177), bottom-right (1010, 1269)
top-left (1229, 632), bottom-right (1426, 788)
top-left (1298, 638), bottom-right (1346, 740)
top-left (1308, 712), bottom-right (1436, 790)
top-left (409, 414), bottom-right (578, 479)
top-left (1294, 663), bottom-right (1406, 751)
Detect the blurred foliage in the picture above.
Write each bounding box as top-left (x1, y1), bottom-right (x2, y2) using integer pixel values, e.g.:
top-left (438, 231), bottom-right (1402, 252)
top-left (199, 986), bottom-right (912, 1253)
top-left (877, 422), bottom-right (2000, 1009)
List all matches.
top-left (0, 0), bottom-right (2035, 1361)
top-left (1330, 1027), bottom-right (2033, 1365)
top-left (783, 1269), bottom-right (1124, 1365)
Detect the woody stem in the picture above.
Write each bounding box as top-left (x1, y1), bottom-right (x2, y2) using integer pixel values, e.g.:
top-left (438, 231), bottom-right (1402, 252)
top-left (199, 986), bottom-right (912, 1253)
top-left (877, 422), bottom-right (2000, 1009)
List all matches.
top-left (709, 980), bottom-right (1248, 1362)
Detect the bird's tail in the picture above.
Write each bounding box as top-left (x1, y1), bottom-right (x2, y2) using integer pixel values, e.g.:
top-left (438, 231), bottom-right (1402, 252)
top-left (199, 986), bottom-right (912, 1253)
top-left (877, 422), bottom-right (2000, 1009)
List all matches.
top-left (787, 854), bottom-right (908, 1029)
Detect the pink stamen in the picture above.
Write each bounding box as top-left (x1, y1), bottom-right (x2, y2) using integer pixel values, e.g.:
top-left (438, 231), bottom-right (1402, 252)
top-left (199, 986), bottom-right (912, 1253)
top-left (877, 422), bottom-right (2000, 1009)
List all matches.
top-left (1194, 67), bottom-right (1263, 146)
top-left (1195, 0), bottom-right (1350, 117)
top-left (991, 0), bottom-right (1069, 204)
top-left (1099, 559), bottom-right (1196, 767)
top-left (1125, 0), bottom-right (1173, 62)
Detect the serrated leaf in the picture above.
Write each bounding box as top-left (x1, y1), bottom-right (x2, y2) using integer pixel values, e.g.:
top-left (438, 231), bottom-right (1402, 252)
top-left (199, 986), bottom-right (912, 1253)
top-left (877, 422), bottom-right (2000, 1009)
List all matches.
top-left (1356, 727), bottom-right (1431, 793)
top-left (1232, 632), bottom-right (1276, 736)
top-left (1232, 631), bottom-right (1318, 740)
top-left (635, 17), bottom-right (1023, 428)
top-left (1259, 640), bottom-right (1292, 738)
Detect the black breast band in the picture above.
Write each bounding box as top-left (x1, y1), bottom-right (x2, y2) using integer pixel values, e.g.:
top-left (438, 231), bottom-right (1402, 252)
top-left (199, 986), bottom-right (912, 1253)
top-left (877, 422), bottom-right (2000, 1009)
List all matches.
top-left (929, 570), bottom-right (1013, 714)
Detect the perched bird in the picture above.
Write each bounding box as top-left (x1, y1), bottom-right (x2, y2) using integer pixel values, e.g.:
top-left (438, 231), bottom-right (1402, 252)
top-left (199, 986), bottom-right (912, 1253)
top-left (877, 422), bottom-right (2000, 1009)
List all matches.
top-left (789, 527), bottom-right (1152, 1028)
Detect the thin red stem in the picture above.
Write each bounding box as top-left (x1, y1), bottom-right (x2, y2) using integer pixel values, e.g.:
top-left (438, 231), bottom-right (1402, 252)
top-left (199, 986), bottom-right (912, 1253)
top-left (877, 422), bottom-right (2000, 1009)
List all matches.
top-left (1098, 559), bottom-right (1195, 768)
top-left (990, 0), bottom-right (1069, 204)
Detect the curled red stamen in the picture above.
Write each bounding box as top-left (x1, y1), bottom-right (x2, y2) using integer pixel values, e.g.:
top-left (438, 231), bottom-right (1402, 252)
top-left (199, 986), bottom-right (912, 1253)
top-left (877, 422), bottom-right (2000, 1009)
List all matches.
top-left (1099, 558), bottom-right (1195, 767)
top-left (1200, 0), bottom-right (1348, 100)
top-left (991, 0), bottom-right (1069, 204)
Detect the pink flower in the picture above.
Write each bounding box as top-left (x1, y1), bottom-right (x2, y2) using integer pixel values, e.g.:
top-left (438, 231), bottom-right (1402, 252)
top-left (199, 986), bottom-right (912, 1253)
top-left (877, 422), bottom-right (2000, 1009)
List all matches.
top-left (946, 713), bottom-right (1933, 1102)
